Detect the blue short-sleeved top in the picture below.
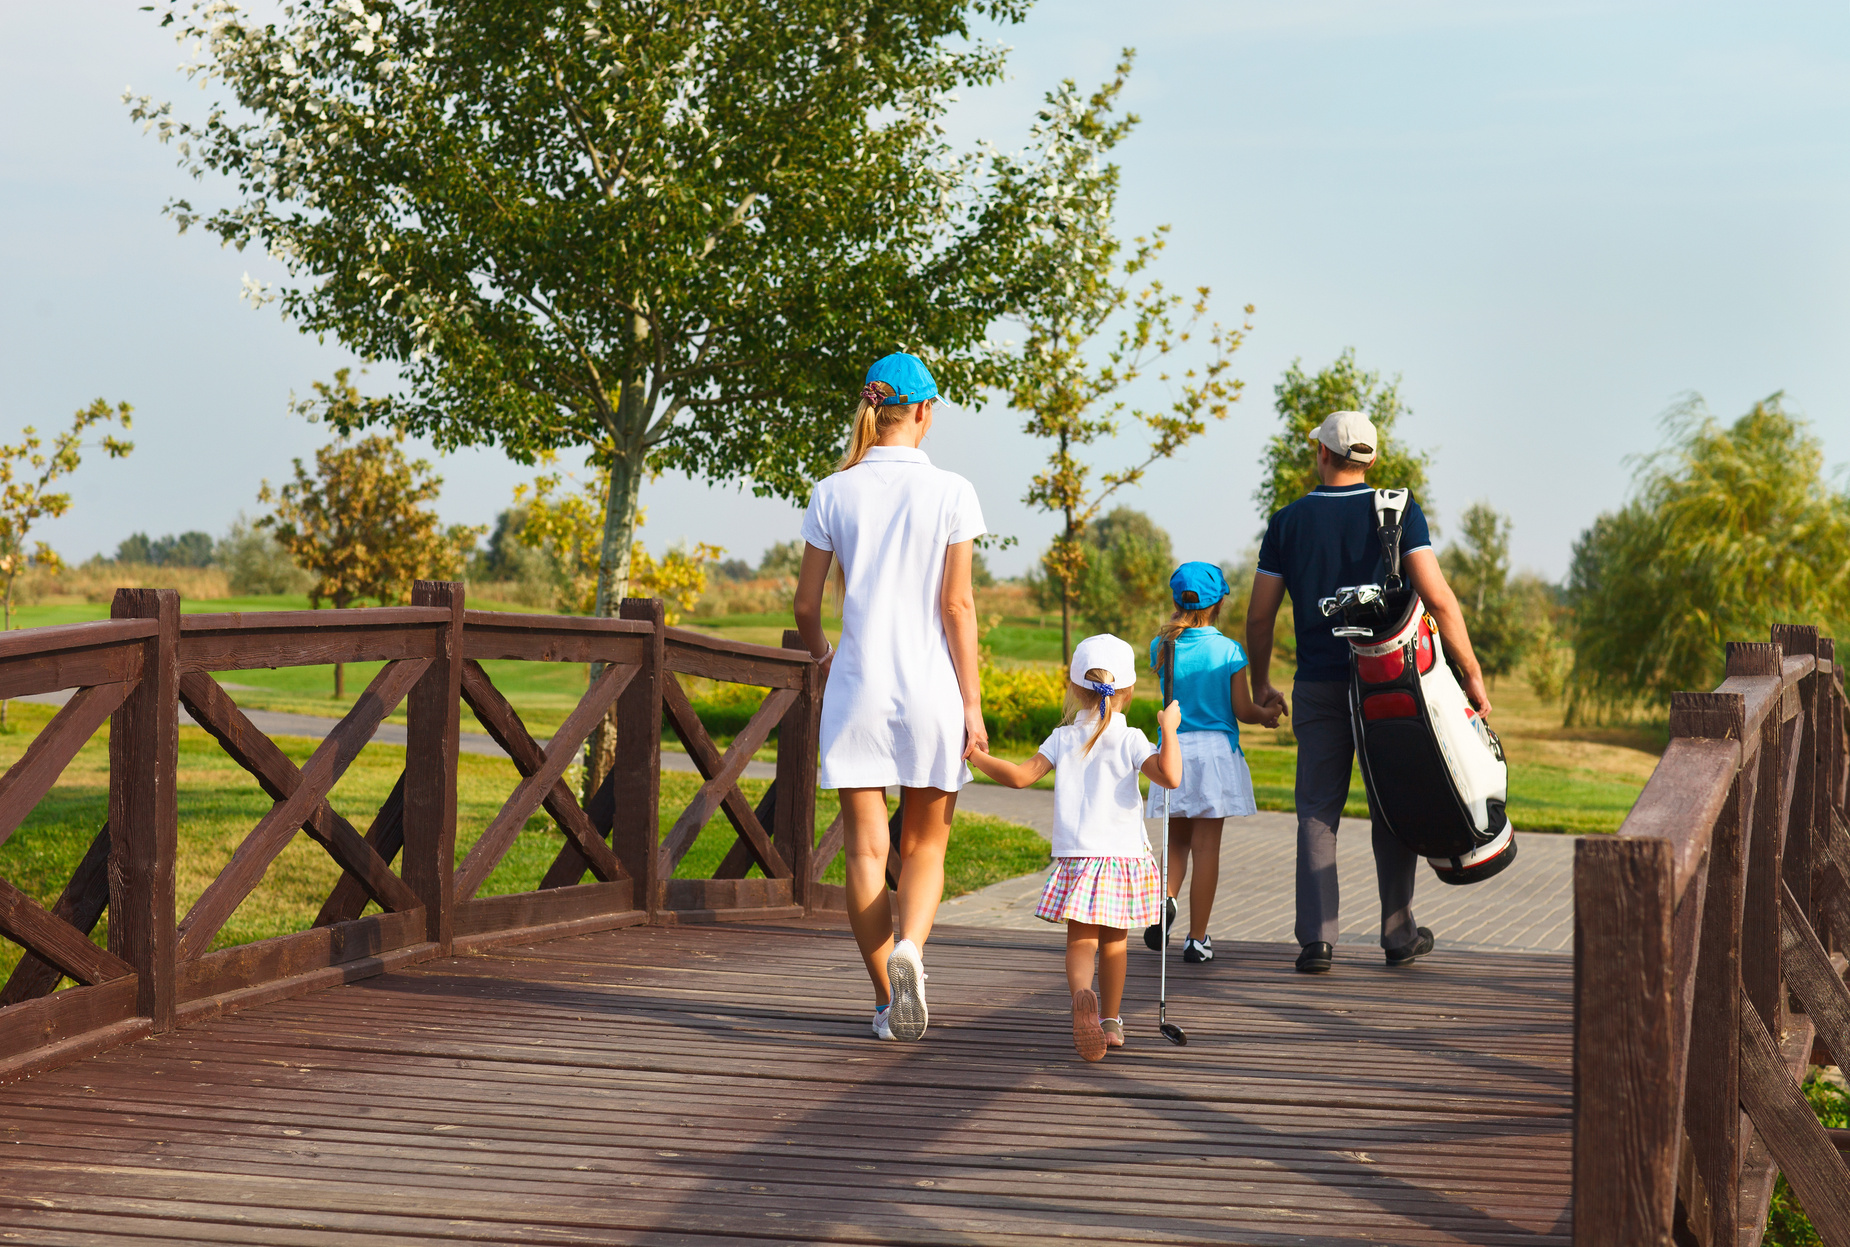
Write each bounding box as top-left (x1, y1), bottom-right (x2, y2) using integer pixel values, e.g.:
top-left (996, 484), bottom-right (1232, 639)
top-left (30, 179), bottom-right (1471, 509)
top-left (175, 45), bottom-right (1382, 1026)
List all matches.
top-left (1148, 627), bottom-right (1248, 753)
top-left (1255, 484), bottom-right (1432, 683)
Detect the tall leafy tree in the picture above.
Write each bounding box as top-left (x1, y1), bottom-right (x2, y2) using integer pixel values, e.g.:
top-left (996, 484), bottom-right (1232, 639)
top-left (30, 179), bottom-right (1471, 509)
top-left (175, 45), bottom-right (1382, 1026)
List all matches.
top-left (992, 55), bottom-right (1250, 661)
top-left (1565, 394), bottom-right (1850, 719)
top-left (128, 0), bottom-right (1032, 612)
top-left (1071, 507), bottom-right (1173, 645)
top-left (1254, 349), bottom-right (1430, 521)
top-left (1440, 502), bottom-right (1531, 682)
top-left (0, 400), bottom-right (134, 728)
top-left (260, 425), bottom-right (484, 696)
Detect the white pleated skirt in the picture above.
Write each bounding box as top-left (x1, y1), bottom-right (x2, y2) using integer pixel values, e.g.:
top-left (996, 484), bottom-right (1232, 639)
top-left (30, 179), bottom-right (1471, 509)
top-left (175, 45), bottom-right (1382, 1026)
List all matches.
top-left (1144, 731), bottom-right (1257, 820)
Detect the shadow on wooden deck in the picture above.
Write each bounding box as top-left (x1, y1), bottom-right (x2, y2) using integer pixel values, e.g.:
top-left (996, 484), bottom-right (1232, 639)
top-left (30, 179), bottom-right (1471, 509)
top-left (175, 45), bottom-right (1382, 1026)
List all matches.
top-left (0, 919), bottom-right (1572, 1245)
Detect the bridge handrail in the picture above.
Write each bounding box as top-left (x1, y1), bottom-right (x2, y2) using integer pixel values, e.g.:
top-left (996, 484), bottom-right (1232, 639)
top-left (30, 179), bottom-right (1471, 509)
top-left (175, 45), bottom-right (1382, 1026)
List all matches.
top-left (1575, 625), bottom-right (1850, 1245)
top-left (0, 584), bottom-right (823, 1082)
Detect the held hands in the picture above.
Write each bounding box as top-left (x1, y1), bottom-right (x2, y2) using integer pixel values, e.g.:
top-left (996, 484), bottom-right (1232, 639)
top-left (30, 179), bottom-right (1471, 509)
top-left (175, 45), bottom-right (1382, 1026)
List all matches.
top-left (1252, 681), bottom-right (1289, 727)
top-left (962, 702), bottom-right (989, 760)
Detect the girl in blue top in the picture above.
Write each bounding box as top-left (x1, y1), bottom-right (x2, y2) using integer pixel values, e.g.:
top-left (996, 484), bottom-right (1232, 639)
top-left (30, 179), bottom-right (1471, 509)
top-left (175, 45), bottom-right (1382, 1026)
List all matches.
top-left (1144, 562), bottom-right (1282, 963)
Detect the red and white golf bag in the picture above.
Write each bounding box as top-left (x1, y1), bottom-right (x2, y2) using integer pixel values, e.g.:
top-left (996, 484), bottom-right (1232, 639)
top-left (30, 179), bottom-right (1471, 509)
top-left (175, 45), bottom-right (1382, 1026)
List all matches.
top-left (1319, 489), bottom-right (1517, 886)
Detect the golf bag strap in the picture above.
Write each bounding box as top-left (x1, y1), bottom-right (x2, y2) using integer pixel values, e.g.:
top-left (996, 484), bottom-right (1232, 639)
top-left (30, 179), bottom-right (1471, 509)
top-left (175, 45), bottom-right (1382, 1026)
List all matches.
top-left (1374, 488), bottom-right (1408, 587)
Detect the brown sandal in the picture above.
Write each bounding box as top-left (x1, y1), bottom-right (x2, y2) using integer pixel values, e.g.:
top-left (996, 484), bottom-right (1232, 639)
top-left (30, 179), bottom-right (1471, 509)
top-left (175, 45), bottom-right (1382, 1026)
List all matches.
top-left (1071, 989), bottom-right (1107, 1062)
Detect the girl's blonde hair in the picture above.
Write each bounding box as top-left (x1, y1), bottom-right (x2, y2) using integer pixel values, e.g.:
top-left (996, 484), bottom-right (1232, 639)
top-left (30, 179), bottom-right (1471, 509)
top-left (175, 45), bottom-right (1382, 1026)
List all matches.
top-left (1157, 601), bottom-right (1221, 646)
top-left (1061, 667), bottom-right (1137, 756)
top-left (837, 381), bottom-right (922, 472)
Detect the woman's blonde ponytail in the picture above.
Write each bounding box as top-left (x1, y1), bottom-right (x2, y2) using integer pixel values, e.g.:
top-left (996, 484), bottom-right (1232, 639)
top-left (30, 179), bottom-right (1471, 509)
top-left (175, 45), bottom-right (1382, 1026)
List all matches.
top-left (837, 381), bottom-right (911, 473)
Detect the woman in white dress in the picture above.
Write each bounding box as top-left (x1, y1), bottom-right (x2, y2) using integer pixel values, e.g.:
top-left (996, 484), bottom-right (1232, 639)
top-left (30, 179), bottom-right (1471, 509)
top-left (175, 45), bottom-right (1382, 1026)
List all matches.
top-left (793, 352), bottom-right (987, 1043)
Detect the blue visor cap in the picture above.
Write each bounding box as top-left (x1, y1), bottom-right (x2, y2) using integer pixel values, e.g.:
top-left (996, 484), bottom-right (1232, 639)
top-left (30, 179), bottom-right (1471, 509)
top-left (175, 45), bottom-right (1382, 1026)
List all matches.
top-left (1170, 561), bottom-right (1229, 609)
top-left (865, 352), bottom-right (940, 406)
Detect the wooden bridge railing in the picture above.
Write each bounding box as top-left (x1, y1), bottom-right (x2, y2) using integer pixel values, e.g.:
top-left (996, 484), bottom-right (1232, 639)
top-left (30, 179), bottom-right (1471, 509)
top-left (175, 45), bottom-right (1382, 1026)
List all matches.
top-left (0, 583), bottom-right (822, 1082)
top-left (1576, 623), bottom-right (1850, 1245)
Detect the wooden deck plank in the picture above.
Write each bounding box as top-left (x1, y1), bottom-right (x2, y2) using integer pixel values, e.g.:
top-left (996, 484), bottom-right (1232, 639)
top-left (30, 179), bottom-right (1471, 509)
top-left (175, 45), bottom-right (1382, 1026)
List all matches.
top-left (0, 920), bottom-right (1573, 1245)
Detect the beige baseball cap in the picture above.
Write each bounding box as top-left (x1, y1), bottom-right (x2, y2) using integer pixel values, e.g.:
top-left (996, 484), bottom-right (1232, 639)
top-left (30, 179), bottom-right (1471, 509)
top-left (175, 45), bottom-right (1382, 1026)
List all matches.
top-left (1310, 410), bottom-right (1379, 465)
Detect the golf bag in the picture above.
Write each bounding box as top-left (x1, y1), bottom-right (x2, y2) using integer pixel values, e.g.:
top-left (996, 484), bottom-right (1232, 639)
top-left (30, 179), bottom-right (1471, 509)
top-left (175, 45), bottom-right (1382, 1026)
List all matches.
top-left (1318, 489), bottom-right (1517, 885)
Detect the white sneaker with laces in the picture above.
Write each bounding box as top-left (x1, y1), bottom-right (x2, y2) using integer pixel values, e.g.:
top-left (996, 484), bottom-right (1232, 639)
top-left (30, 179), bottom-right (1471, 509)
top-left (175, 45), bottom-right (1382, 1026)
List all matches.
top-left (886, 938), bottom-right (929, 1041)
top-left (871, 1006), bottom-right (894, 1041)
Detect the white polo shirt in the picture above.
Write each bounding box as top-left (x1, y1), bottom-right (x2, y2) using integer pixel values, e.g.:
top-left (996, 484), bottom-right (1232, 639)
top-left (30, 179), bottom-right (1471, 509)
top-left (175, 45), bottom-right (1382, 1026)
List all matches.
top-left (1037, 713), bottom-right (1159, 858)
top-left (801, 446), bottom-right (986, 791)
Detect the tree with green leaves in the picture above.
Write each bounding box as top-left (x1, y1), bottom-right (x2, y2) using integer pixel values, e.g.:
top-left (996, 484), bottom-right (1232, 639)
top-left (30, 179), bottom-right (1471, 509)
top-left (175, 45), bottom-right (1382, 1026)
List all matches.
top-left (1071, 507), bottom-right (1174, 644)
top-left (1565, 394), bottom-right (1850, 720)
top-left (260, 427), bottom-right (484, 696)
top-left (1439, 502), bottom-right (1533, 682)
top-left (989, 55), bottom-right (1250, 661)
top-left (117, 531), bottom-right (215, 568)
top-left (216, 516), bottom-right (314, 596)
top-left (1254, 349), bottom-right (1430, 521)
top-left (0, 399), bottom-right (134, 727)
top-left (131, 0), bottom-right (1047, 784)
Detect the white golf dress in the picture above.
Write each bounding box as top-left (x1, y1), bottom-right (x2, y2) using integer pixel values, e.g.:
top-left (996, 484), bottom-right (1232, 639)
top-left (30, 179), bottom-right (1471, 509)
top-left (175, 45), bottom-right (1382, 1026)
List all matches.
top-left (800, 445), bottom-right (987, 791)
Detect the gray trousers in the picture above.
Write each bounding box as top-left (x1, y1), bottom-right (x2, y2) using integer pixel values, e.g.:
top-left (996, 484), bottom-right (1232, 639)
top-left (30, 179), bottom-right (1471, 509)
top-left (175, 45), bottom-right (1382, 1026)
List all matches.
top-left (1292, 681), bottom-right (1419, 950)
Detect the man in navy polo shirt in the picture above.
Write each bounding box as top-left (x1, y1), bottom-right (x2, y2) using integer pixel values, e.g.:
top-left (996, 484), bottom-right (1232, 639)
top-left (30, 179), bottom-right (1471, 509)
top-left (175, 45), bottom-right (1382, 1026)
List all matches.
top-left (1246, 411), bottom-right (1492, 974)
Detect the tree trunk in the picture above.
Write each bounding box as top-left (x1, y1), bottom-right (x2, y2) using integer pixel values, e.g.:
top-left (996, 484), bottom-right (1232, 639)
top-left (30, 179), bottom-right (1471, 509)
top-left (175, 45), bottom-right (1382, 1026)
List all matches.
top-left (1059, 504), bottom-right (1074, 665)
top-left (1060, 583), bottom-right (1071, 666)
top-left (583, 376), bottom-right (651, 804)
top-left (328, 595), bottom-right (350, 699)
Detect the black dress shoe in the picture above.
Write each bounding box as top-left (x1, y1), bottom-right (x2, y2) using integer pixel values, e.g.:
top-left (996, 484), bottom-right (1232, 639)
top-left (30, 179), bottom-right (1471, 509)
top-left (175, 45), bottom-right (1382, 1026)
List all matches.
top-left (1385, 927), bottom-right (1435, 967)
top-left (1295, 942), bottom-right (1333, 973)
top-left (1143, 897), bottom-right (1178, 951)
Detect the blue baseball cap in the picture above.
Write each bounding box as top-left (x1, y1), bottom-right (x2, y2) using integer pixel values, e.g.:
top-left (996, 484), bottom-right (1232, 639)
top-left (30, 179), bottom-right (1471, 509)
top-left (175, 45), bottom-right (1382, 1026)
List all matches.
top-left (864, 352), bottom-right (940, 407)
top-left (1170, 561), bottom-right (1229, 609)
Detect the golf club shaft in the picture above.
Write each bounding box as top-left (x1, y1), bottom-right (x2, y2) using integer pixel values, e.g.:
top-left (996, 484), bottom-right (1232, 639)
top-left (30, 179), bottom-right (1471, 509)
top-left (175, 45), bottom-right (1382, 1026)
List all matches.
top-left (1159, 784), bottom-right (1169, 1023)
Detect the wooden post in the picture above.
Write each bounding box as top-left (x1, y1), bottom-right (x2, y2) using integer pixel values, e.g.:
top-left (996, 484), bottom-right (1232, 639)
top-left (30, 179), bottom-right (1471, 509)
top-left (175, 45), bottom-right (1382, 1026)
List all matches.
top-left (403, 581), bottom-right (462, 953)
top-left (613, 599), bottom-right (664, 920)
top-left (107, 588), bottom-right (178, 1031)
top-left (1817, 637), bottom-right (1842, 955)
top-left (1574, 835), bottom-right (1677, 1246)
top-left (1773, 624), bottom-right (1818, 927)
top-left (778, 630), bottom-right (820, 912)
top-left (1677, 684), bottom-right (1751, 1245)
top-left (1738, 640), bottom-right (1787, 1035)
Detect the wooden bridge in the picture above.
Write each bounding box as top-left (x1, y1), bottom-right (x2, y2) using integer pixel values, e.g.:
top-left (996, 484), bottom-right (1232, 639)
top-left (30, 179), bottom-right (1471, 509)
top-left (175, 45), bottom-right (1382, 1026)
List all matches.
top-left (0, 586), bottom-right (1841, 1246)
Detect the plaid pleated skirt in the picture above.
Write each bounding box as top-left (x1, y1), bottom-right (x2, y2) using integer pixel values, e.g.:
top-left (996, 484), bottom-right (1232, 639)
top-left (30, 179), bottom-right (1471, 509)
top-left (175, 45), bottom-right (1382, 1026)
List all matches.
top-left (1035, 855), bottom-right (1163, 929)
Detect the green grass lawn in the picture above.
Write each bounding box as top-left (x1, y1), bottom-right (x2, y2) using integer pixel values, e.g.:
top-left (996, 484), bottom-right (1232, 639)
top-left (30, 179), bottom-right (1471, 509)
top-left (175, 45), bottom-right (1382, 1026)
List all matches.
top-left (0, 701), bottom-right (1047, 987)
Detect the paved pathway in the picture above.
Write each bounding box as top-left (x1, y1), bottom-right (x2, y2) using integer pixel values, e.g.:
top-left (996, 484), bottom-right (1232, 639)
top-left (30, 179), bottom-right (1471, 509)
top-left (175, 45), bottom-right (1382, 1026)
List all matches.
top-left (18, 689), bottom-right (1576, 953)
top-left (942, 807), bottom-right (1577, 956)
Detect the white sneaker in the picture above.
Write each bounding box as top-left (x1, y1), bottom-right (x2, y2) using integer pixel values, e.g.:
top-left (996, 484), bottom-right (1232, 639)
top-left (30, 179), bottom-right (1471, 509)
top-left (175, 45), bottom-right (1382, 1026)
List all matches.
top-left (871, 1007), bottom-right (895, 1041)
top-left (886, 939), bottom-right (928, 1041)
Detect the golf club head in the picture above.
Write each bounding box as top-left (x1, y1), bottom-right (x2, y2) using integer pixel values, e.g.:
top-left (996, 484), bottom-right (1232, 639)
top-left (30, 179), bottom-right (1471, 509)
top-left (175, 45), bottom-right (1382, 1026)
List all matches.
top-left (1160, 1021), bottom-right (1188, 1046)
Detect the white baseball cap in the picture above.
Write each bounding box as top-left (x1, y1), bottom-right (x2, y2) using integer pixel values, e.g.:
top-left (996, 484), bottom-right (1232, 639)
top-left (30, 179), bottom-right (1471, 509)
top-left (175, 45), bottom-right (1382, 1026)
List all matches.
top-left (1069, 634), bottom-right (1138, 693)
top-left (1310, 410), bottom-right (1379, 465)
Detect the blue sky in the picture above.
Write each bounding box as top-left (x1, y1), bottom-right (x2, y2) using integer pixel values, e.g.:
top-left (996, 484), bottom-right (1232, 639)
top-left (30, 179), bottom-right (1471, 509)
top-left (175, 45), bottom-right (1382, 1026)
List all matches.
top-left (3, 1), bottom-right (1844, 580)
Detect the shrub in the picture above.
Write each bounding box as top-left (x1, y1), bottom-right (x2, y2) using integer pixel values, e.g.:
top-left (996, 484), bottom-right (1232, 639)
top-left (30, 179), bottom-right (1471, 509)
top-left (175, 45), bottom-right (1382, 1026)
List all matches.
top-left (982, 666), bottom-right (1068, 745)
top-left (216, 516), bottom-right (313, 595)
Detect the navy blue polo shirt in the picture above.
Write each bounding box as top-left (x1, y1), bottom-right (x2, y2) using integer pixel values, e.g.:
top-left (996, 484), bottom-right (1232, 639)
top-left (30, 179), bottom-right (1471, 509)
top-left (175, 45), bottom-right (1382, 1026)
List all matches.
top-left (1256, 485), bottom-right (1433, 683)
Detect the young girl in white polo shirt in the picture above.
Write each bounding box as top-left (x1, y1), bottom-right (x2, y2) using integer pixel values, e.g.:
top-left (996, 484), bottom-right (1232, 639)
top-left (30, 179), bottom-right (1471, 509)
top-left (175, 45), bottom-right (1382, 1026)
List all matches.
top-left (969, 635), bottom-right (1181, 1062)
